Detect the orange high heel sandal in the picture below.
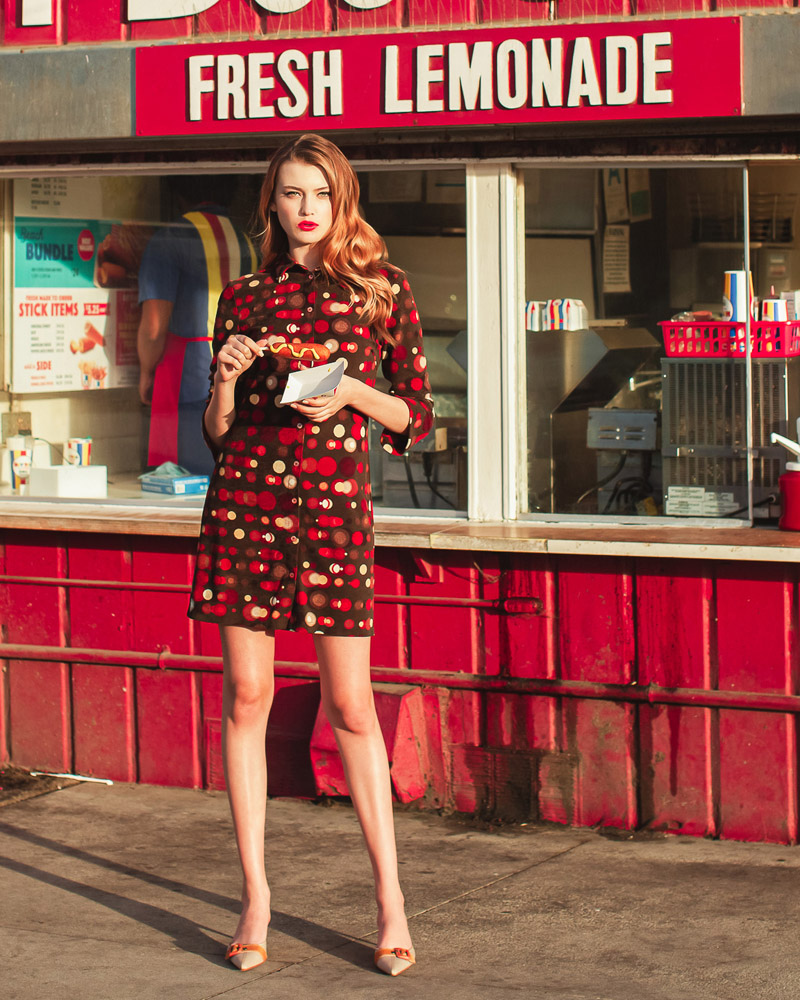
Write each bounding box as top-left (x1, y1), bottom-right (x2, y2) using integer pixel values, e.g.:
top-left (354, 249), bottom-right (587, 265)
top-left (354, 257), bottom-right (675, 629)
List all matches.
top-left (374, 946), bottom-right (416, 977)
top-left (225, 940), bottom-right (268, 971)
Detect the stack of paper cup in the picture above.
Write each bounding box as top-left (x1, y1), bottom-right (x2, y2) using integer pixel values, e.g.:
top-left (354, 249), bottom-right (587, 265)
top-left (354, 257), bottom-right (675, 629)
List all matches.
top-left (722, 271), bottom-right (755, 321)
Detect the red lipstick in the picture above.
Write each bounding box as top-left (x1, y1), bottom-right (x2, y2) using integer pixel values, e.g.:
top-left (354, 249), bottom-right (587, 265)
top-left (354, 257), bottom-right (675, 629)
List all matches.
top-left (298, 221), bottom-right (318, 231)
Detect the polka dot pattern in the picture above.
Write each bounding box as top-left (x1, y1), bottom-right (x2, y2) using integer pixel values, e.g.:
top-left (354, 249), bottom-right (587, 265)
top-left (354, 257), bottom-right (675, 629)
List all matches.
top-left (188, 256), bottom-right (434, 636)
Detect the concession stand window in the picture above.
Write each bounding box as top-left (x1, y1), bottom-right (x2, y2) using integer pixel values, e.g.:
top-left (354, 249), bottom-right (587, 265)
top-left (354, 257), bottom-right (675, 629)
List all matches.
top-left (510, 160), bottom-right (800, 526)
top-left (0, 165), bottom-right (468, 516)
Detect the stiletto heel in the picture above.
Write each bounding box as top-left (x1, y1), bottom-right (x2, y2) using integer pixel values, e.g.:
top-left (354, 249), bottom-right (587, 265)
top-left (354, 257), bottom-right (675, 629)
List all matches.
top-left (225, 939), bottom-right (268, 971)
top-left (374, 946), bottom-right (416, 977)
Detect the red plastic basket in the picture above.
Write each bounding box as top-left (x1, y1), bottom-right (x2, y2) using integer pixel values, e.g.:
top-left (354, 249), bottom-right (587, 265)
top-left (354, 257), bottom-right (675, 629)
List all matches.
top-left (660, 320), bottom-right (800, 358)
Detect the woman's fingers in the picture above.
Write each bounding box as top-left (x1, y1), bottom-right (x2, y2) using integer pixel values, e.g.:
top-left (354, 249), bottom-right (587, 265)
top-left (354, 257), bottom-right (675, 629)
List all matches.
top-left (218, 335), bottom-right (264, 374)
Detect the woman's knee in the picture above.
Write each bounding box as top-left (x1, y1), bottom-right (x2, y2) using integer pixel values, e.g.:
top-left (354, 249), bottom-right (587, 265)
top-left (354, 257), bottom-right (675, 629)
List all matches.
top-left (323, 691), bottom-right (377, 736)
top-left (224, 674), bottom-right (274, 722)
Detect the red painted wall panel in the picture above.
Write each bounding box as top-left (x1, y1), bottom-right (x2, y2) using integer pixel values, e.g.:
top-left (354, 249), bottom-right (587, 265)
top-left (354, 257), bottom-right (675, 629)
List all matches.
top-left (408, 0), bottom-right (477, 24)
top-left (716, 566), bottom-right (794, 695)
top-left (72, 663), bottom-right (136, 782)
top-left (639, 704), bottom-right (715, 837)
top-left (67, 0), bottom-right (127, 43)
top-left (480, 0), bottom-right (549, 22)
top-left (636, 0), bottom-right (710, 12)
top-left (69, 543), bottom-right (133, 651)
top-left (637, 560), bottom-right (712, 690)
top-left (555, 0), bottom-right (630, 19)
top-left (136, 668), bottom-right (202, 787)
top-left (3, 539), bottom-right (66, 646)
top-left (335, 0), bottom-right (403, 31)
top-left (409, 552), bottom-right (481, 673)
top-left (503, 556), bottom-right (556, 679)
top-left (130, 14), bottom-right (193, 40)
top-left (372, 551), bottom-right (407, 671)
top-left (636, 561), bottom-right (715, 835)
top-left (719, 711), bottom-right (796, 843)
top-left (196, 0), bottom-right (262, 36)
top-left (7, 659), bottom-right (71, 772)
top-left (562, 698), bottom-right (638, 828)
top-left (558, 556), bottom-right (634, 684)
top-left (261, 0), bottom-right (332, 37)
top-left (131, 543), bottom-right (195, 654)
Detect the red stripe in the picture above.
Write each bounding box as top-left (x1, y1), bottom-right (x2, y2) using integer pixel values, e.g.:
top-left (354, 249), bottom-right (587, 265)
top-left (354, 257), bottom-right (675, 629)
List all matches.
top-left (202, 211), bottom-right (232, 285)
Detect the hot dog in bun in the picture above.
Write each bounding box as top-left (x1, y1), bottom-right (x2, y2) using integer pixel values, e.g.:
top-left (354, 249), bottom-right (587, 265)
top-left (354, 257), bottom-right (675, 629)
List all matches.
top-left (269, 341), bottom-right (331, 363)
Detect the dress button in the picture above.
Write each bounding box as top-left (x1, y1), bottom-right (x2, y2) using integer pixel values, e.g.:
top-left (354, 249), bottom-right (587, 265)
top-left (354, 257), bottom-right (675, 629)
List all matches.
top-left (296, 422), bottom-right (303, 429)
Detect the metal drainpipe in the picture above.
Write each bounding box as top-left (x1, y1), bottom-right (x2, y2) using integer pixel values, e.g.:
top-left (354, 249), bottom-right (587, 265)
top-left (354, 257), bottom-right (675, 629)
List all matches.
top-left (1, 642), bottom-right (800, 714)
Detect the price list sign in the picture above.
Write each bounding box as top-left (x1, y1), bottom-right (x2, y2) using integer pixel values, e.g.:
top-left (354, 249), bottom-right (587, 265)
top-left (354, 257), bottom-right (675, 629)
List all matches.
top-left (12, 179), bottom-right (142, 394)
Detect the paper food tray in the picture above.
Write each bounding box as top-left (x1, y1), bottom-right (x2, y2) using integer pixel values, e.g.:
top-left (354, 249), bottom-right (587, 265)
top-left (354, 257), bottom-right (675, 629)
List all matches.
top-left (281, 358), bottom-right (347, 405)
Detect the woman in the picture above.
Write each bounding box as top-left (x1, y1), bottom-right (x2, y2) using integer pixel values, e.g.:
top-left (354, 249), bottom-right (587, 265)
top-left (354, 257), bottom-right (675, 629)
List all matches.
top-left (188, 134), bottom-right (434, 978)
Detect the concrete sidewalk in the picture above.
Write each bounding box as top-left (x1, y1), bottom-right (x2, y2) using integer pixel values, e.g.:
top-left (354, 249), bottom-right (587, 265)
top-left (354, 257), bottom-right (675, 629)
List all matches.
top-left (2, 782), bottom-right (799, 1000)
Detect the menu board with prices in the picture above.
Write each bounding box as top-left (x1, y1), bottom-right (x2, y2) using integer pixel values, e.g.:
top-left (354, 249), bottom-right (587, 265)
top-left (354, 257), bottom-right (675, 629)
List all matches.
top-left (12, 178), bottom-right (154, 394)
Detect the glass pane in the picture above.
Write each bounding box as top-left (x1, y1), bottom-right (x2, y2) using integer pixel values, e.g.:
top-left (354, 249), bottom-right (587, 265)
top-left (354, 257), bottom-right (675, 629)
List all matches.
top-left (359, 168), bottom-right (468, 513)
top-left (747, 161), bottom-right (800, 523)
top-left (519, 164), bottom-right (758, 522)
top-left (6, 173), bottom-right (263, 502)
top-left (4, 168), bottom-right (463, 512)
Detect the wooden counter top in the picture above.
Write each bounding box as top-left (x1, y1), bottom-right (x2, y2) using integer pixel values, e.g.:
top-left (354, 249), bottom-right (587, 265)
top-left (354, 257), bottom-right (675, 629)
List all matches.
top-left (0, 500), bottom-right (799, 561)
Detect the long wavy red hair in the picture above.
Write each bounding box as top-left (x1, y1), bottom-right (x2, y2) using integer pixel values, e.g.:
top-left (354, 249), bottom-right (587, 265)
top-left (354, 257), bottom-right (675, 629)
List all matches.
top-left (257, 134), bottom-right (395, 341)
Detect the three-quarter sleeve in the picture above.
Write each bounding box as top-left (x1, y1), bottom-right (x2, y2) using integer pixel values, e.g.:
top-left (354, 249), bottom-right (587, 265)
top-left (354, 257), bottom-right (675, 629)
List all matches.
top-left (379, 268), bottom-right (435, 456)
top-left (201, 282), bottom-right (242, 459)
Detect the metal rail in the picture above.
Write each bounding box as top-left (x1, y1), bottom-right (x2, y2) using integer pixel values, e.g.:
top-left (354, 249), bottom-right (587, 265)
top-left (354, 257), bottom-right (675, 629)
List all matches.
top-left (0, 574), bottom-right (542, 613)
top-left (1, 642), bottom-right (799, 714)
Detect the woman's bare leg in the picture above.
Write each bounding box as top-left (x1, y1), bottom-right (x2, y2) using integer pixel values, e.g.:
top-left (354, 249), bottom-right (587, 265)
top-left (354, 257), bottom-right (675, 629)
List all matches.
top-left (314, 635), bottom-right (412, 952)
top-left (220, 624), bottom-right (275, 944)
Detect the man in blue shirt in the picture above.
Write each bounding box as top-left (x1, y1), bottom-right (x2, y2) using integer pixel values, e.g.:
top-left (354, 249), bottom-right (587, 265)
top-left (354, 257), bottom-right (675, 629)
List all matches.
top-left (138, 176), bottom-right (256, 475)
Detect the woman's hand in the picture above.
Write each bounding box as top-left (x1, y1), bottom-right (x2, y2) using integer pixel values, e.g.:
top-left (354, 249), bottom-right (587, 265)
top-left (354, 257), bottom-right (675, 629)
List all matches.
top-left (289, 373), bottom-right (364, 422)
top-left (215, 334), bottom-right (267, 383)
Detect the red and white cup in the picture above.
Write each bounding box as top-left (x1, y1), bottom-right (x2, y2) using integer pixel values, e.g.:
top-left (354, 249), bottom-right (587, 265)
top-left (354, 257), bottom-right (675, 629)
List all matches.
top-left (762, 298), bottom-right (788, 322)
top-left (10, 448), bottom-right (31, 493)
top-left (65, 437), bottom-right (92, 466)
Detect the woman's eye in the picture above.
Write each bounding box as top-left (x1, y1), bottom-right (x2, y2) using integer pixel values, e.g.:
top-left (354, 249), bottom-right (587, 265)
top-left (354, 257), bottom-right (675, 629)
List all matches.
top-left (319, 191), bottom-right (331, 199)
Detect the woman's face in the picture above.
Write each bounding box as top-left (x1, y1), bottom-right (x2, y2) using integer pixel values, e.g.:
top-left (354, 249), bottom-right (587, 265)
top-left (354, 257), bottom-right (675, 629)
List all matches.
top-left (270, 159), bottom-right (333, 256)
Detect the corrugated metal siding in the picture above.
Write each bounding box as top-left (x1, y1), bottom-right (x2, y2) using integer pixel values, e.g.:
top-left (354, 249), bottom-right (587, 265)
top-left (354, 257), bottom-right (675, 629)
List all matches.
top-left (1, 529), bottom-right (799, 843)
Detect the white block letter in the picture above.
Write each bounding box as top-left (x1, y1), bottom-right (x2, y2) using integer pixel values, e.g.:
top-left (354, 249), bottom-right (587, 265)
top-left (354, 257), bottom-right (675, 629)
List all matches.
top-left (21, 0), bottom-right (52, 26)
top-left (248, 53), bottom-right (275, 119)
top-left (643, 32), bottom-right (673, 105)
top-left (416, 45), bottom-right (445, 113)
top-left (447, 41), bottom-right (493, 111)
top-left (312, 50), bottom-right (343, 116)
top-left (253, 0), bottom-right (313, 10)
top-left (606, 36), bottom-right (638, 106)
top-left (276, 50), bottom-right (310, 119)
top-left (188, 54), bottom-right (216, 122)
top-left (383, 46), bottom-right (413, 114)
top-left (567, 37), bottom-right (602, 107)
top-left (496, 39), bottom-right (527, 110)
top-left (217, 55), bottom-right (246, 120)
top-left (531, 38), bottom-right (563, 108)
top-left (129, 0), bottom-right (218, 19)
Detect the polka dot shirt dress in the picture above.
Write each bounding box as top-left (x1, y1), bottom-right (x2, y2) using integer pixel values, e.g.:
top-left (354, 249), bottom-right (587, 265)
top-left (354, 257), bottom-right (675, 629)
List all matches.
top-left (188, 255), bottom-right (435, 636)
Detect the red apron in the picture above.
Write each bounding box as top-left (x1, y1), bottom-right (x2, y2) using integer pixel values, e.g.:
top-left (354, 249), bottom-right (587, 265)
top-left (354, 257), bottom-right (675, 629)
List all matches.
top-left (147, 332), bottom-right (211, 467)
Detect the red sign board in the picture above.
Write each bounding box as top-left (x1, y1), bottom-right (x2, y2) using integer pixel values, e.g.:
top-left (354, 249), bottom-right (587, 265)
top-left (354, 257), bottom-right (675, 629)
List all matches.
top-left (135, 17), bottom-right (742, 137)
